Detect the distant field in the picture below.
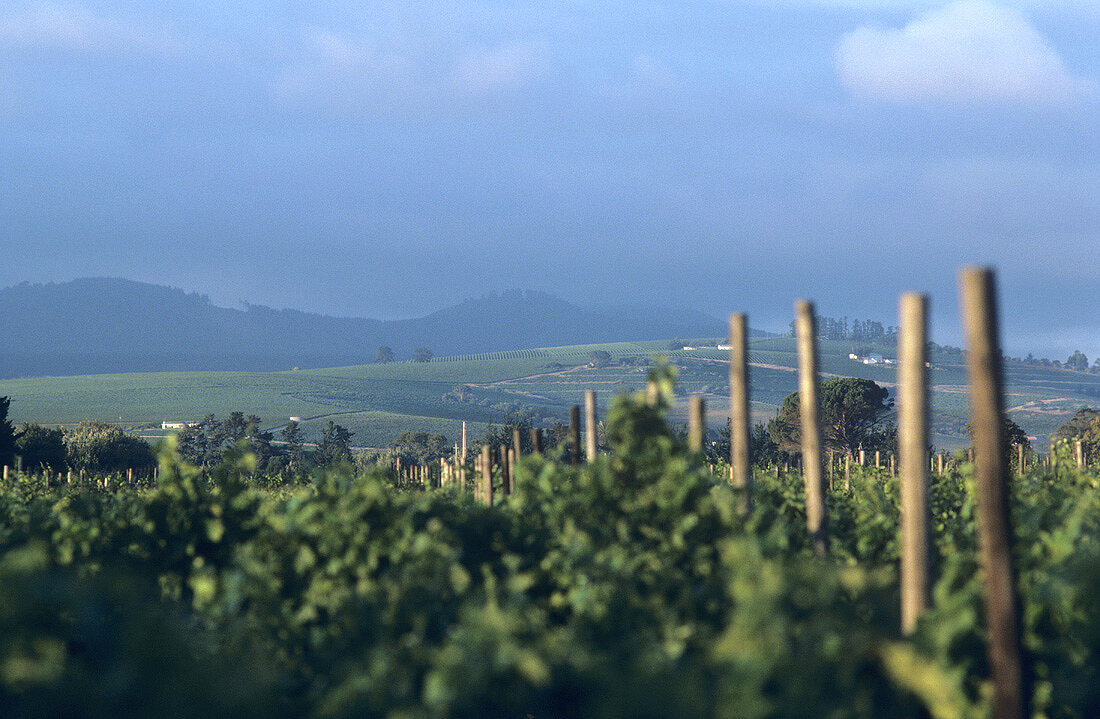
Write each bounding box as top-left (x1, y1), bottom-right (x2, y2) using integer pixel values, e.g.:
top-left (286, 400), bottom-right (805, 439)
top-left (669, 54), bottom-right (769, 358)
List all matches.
top-left (2, 336), bottom-right (1098, 449)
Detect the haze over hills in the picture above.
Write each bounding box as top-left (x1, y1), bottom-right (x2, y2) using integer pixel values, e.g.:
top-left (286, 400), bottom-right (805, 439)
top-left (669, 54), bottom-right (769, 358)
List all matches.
top-left (0, 278), bottom-right (740, 378)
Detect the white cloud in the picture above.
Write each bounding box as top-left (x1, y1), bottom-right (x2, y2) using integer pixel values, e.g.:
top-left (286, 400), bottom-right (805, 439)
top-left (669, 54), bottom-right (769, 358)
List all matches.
top-left (0, 2), bottom-right (200, 58)
top-left (835, 0), bottom-right (1094, 105)
top-left (275, 29), bottom-right (550, 109)
top-left (451, 41), bottom-right (548, 95)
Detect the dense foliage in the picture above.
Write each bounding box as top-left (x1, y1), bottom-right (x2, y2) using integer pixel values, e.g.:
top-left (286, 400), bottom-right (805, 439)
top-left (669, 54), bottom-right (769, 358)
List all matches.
top-left (1, 382), bottom-right (1099, 717)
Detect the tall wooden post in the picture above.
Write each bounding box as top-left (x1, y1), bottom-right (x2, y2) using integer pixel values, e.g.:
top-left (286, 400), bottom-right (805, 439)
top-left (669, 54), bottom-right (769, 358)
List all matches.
top-left (584, 390), bottom-right (598, 461)
top-left (531, 427), bottom-right (543, 455)
top-left (500, 445), bottom-right (511, 495)
top-left (729, 313), bottom-right (752, 510)
top-left (875, 450), bottom-right (881, 469)
top-left (688, 395), bottom-right (705, 453)
top-left (899, 292), bottom-right (932, 635)
top-left (795, 299), bottom-right (828, 556)
top-left (513, 428), bottom-right (523, 460)
top-left (859, 448), bottom-right (866, 466)
top-left (1017, 444), bottom-right (1025, 476)
top-left (961, 267), bottom-right (1028, 719)
top-left (479, 445), bottom-right (493, 507)
top-left (1076, 440), bottom-right (1084, 469)
top-left (844, 454), bottom-right (851, 490)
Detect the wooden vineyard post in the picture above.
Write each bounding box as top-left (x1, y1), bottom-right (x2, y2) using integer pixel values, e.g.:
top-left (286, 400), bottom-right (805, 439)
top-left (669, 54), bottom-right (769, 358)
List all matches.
top-left (828, 451), bottom-right (834, 490)
top-left (585, 390), bottom-right (598, 462)
top-left (729, 313), bottom-right (752, 511)
top-left (1076, 440), bottom-right (1084, 469)
top-left (500, 445), bottom-right (511, 495)
top-left (688, 395), bottom-right (705, 454)
top-left (961, 267), bottom-right (1028, 719)
top-left (936, 453), bottom-right (943, 475)
top-left (569, 405), bottom-right (581, 465)
top-left (508, 449), bottom-right (516, 491)
top-left (795, 299), bottom-right (828, 556)
top-left (844, 454), bottom-right (851, 490)
top-left (1017, 444), bottom-right (1025, 476)
top-left (2, 466), bottom-right (6, 481)
top-left (479, 445), bottom-right (493, 507)
top-left (513, 428), bottom-right (523, 460)
top-left (899, 292), bottom-right (932, 635)
top-left (890, 453), bottom-right (896, 477)
top-left (859, 448), bottom-right (865, 467)
top-left (531, 428), bottom-right (543, 455)
top-left (875, 450), bottom-right (881, 469)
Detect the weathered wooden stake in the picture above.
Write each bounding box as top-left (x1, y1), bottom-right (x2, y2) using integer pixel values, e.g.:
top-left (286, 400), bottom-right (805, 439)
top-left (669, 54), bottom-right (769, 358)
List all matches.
top-left (795, 299), bottom-right (828, 556)
top-left (569, 405), bottom-right (581, 465)
top-left (508, 448), bottom-right (516, 491)
top-left (938, 453), bottom-right (944, 475)
top-left (500, 445), bottom-right (511, 495)
top-left (1076, 440), bottom-right (1084, 469)
top-left (2, 466), bottom-right (6, 481)
top-left (828, 451), bottom-right (834, 490)
top-left (961, 267), bottom-right (1028, 719)
top-left (531, 427), bottom-right (543, 455)
top-left (899, 292), bottom-right (932, 635)
top-left (479, 445), bottom-right (492, 507)
top-left (513, 428), bottom-right (523, 460)
top-left (890, 452), bottom-right (896, 476)
top-left (688, 395), bottom-right (705, 453)
top-left (875, 450), bottom-right (881, 469)
top-left (729, 313), bottom-right (752, 510)
top-left (584, 390), bottom-right (598, 461)
top-left (858, 448), bottom-right (865, 466)
top-left (844, 454), bottom-right (851, 490)
top-left (1017, 444), bottom-right (1025, 476)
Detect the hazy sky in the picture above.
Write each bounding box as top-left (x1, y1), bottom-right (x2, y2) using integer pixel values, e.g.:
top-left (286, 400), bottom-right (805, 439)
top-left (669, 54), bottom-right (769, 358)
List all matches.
top-left (2, 1), bottom-right (1098, 358)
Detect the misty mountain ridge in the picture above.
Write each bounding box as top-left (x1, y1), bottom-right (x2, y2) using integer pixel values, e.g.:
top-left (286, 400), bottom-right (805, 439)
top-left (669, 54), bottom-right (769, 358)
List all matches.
top-left (0, 278), bottom-right (737, 378)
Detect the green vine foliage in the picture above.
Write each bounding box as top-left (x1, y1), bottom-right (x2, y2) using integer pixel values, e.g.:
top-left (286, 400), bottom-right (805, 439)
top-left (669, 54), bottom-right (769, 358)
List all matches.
top-left (1, 375), bottom-right (1100, 717)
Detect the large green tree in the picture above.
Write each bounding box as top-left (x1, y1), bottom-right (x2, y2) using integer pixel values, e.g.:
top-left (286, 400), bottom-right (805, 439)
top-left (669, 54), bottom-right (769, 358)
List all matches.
top-left (768, 377), bottom-right (895, 457)
top-left (15, 423), bottom-right (66, 472)
top-left (63, 421), bottom-right (154, 473)
top-left (0, 397), bottom-right (15, 469)
top-left (389, 431), bottom-right (450, 464)
top-left (375, 346), bottom-right (394, 363)
top-left (318, 421), bottom-right (354, 466)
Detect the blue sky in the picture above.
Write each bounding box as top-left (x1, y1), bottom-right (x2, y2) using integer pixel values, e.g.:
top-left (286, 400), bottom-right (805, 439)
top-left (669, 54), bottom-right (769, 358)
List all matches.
top-left (1, 1), bottom-right (1098, 359)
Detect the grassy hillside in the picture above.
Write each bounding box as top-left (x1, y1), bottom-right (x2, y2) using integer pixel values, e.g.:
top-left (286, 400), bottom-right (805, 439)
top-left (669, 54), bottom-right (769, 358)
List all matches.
top-left (2, 336), bottom-right (1098, 449)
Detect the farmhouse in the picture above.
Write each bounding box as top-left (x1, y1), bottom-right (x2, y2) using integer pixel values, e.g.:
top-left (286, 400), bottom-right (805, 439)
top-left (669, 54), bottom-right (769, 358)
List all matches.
top-left (161, 420), bottom-right (194, 430)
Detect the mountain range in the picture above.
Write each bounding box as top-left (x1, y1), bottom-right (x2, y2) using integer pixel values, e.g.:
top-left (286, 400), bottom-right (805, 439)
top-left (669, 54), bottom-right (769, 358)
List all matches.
top-left (0, 278), bottom-right (742, 377)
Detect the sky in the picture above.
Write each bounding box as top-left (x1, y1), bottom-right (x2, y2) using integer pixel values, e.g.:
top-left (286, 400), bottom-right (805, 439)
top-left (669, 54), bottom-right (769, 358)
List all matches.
top-left (1, 0), bottom-right (1098, 359)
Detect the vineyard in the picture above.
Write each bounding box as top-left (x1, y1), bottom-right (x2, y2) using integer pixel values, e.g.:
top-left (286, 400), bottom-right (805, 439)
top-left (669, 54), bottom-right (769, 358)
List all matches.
top-left (0, 366), bottom-right (1096, 717)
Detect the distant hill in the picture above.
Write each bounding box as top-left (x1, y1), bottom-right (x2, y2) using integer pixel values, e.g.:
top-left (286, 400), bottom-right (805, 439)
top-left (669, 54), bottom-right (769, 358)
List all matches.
top-left (0, 278), bottom-right (749, 377)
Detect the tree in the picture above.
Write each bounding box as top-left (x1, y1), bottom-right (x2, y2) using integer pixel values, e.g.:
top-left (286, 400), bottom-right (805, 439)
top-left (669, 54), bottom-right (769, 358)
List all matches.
top-left (413, 347), bottom-right (434, 363)
top-left (588, 350), bottom-right (612, 368)
top-left (1052, 408), bottom-right (1100, 444)
top-left (375, 346), bottom-right (394, 363)
top-left (715, 419), bottom-right (779, 467)
top-left (768, 377), bottom-right (895, 457)
top-left (282, 420), bottom-right (304, 467)
top-left (63, 421), bottom-right (154, 473)
top-left (1067, 350), bottom-right (1090, 372)
top-left (0, 397), bottom-right (15, 469)
top-left (389, 431), bottom-right (450, 464)
top-left (15, 423), bottom-right (66, 472)
top-left (318, 421), bottom-right (354, 466)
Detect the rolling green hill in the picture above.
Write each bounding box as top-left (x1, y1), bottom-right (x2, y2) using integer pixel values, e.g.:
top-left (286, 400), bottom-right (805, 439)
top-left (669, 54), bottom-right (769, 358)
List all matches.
top-left (2, 336), bottom-right (1098, 450)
